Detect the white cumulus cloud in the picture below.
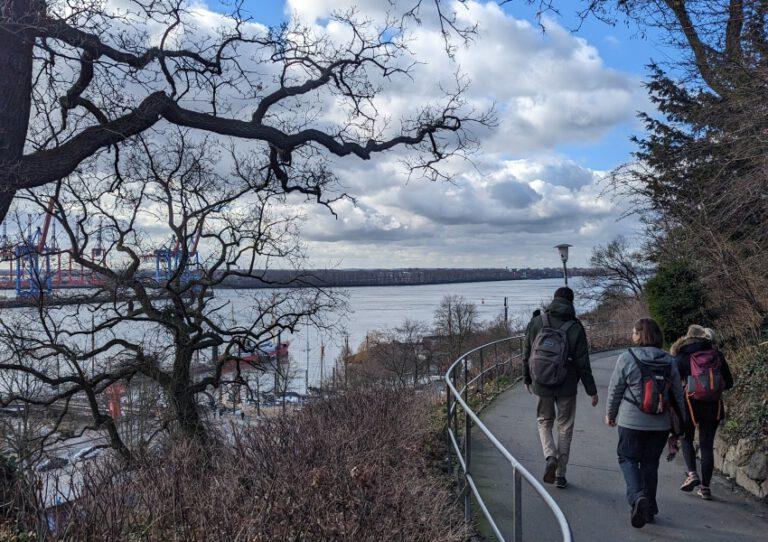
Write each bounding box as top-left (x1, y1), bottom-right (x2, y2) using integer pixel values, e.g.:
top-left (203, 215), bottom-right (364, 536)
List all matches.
top-left (277, 1), bottom-right (645, 267)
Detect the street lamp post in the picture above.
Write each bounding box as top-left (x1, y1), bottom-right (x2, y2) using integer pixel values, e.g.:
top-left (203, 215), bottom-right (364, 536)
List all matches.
top-left (555, 244), bottom-right (572, 286)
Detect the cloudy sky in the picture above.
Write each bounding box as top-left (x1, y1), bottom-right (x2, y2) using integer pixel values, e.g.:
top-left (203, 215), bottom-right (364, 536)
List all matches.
top-left (206, 1), bottom-right (676, 268)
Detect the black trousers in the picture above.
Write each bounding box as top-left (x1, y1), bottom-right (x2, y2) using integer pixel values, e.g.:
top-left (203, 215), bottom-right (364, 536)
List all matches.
top-left (682, 418), bottom-right (718, 487)
top-left (617, 426), bottom-right (667, 512)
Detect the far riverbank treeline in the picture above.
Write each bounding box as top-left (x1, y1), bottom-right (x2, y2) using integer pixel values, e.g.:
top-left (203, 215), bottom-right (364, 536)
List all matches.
top-left (0, 267), bottom-right (595, 292)
top-left (214, 267), bottom-right (591, 289)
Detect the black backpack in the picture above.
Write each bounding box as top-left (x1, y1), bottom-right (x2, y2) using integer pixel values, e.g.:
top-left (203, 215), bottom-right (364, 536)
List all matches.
top-left (529, 314), bottom-right (575, 387)
top-left (624, 349), bottom-right (673, 415)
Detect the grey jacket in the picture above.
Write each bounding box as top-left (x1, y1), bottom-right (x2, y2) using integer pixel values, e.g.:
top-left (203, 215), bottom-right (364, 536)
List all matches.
top-left (606, 347), bottom-right (684, 432)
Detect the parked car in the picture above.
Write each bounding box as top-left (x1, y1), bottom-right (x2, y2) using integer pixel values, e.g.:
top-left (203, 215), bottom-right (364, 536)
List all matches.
top-left (71, 446), bottom-right (103, 462)
top-left (37, 456), bottom-right (69, 472)
top-left (0, 404), bottom-right (25, 416)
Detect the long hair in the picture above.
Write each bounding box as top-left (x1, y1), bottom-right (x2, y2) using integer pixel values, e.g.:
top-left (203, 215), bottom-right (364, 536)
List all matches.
top-left (633, 318), bottom-right (664, 348)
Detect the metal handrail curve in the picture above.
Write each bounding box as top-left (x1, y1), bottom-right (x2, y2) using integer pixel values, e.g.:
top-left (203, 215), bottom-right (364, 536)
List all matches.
top-left (445, 322), bottom-right (631, 541)
top-left (445, 335), bottom-right (572, 542)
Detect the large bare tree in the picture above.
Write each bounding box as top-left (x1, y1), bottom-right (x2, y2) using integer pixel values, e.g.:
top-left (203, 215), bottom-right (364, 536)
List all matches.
top-left (0, 0), bottom-right (500, 461)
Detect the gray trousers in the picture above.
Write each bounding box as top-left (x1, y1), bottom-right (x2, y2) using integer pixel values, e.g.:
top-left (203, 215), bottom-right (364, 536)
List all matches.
top-left (536, 395), bottom-right (577, 476)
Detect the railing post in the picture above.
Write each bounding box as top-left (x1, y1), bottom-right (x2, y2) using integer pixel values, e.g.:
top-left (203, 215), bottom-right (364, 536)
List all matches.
top-left (463, 356), bottom-right (470, 398)
top-left (463, 356), bottom-right (472, 524)
top-left (452, 365), bottom-right (459, 441)
top-left (452, 365), bottom-right (461, 485)
top-left (479, 348), bottom-right (484, 394)
top-left (464, 398), bottom-right (472, 523)
top-left (446, 378), bottom-right (452, 460)
top-left (512, 465), bottom-right (522, 542)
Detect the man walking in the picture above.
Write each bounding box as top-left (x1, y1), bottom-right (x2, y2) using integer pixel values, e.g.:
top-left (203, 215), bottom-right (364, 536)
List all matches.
top-left (523, 287), bottom-right (598, 488)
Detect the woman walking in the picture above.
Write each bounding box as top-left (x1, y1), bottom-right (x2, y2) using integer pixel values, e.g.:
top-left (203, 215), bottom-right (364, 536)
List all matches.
top-left (671, 325), bottom-right (734, 500)
top-left (605, 318), bottom-right (684, 528)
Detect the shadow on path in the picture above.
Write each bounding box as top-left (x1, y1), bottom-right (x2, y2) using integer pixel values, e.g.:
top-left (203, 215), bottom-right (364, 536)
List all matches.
top-left (472, 351), bottom-right (768, 541)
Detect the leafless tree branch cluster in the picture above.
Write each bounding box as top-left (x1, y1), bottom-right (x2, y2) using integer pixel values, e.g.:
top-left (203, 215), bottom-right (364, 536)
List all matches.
top-left (583, 235), bottom-right (647, 304)
top-left (0, 131), bottom-right (344, 460)
top-left (1, 0), bottom-right (493, 223)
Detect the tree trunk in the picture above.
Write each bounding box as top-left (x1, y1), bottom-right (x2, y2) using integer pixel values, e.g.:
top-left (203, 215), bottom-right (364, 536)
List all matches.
top-left (171, 387), bottom-right (208, 441)
top-left (170, 350), bottom-right (208, 441)
top-left (0, 0), bottom-right (34, 223)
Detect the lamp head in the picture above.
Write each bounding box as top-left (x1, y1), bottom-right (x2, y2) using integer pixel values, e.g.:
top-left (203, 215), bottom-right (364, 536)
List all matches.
top-left (555, 244), bottom-right (572, 263)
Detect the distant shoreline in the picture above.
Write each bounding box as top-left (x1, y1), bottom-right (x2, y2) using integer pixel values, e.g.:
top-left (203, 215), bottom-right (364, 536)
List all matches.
top-left (214, 267), bottom-right (588, 289)
top-left (0, 268), bottom-right (590, 293)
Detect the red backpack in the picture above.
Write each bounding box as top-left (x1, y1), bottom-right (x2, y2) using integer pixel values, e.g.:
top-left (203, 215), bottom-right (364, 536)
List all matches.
top-left (686, 349), bottom-right (724, 402)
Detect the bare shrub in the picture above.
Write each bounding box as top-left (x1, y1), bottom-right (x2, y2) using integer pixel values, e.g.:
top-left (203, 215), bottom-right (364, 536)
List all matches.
top-left (583, 236), bottom-right (647, 305)
top-left (434, 295), bottom-right (479, 368)
top-left (17, 389), bottom-right (466, 541)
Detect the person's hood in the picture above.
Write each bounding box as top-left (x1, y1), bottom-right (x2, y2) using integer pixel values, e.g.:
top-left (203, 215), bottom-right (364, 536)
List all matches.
top-left (629, 346), bottom-right (672, 364)
top-left (670, 336), bottom-right (712, 356)
top-left (546, 297), bottom-right (576, 320)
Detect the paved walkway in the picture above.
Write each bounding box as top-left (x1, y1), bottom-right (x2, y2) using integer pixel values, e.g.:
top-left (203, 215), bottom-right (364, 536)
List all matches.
top-left (472, 350), bottom-right (768, 541)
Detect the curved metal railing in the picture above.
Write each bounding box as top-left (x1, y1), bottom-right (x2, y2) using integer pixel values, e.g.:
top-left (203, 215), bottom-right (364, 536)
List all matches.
top-left (445, 322), bottom-right (631, 541)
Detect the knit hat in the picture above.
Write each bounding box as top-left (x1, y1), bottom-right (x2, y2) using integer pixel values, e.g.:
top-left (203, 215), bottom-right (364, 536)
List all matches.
top-left (703, 327), bottom-right (717, 344)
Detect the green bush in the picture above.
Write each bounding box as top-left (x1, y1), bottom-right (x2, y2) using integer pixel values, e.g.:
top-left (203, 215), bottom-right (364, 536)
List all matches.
top-left (645, 260), bottom-right (714, 344)
top-left (721, 344), bottom-right (768, 446)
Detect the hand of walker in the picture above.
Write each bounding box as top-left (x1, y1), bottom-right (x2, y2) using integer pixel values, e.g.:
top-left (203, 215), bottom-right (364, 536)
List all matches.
top-left (604, 416), bottom-right (616, 427)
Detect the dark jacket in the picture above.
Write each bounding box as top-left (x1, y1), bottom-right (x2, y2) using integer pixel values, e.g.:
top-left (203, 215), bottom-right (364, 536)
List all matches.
top-left (672, 338), bottom-right (734, 425)
top-left (522, 298), bottom-right (597, 397)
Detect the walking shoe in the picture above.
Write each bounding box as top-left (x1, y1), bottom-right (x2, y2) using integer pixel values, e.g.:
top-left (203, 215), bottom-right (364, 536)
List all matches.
top-left (680, 472), bottom-right (700, 492)
top-left (646, 501), bottom-right (658, 523)
top-left (555, 476), bottom-right (568, 489)
top-left (543, 456), bottom-right (557, 484)
top-left (696, 486), bottom-right (712, 500)
top-left (631, 496), bottom-right (649, 529)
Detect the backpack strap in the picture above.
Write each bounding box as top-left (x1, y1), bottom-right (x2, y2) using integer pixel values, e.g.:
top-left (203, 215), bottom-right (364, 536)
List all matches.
top-left (559, 320), bottom-right (577, 333)
top-left (686, 393), bottom-right (698, 426)
top-left (541, 313), bottom-right (551, 328)
top-left (623, 349), bottom-right (645, 409)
